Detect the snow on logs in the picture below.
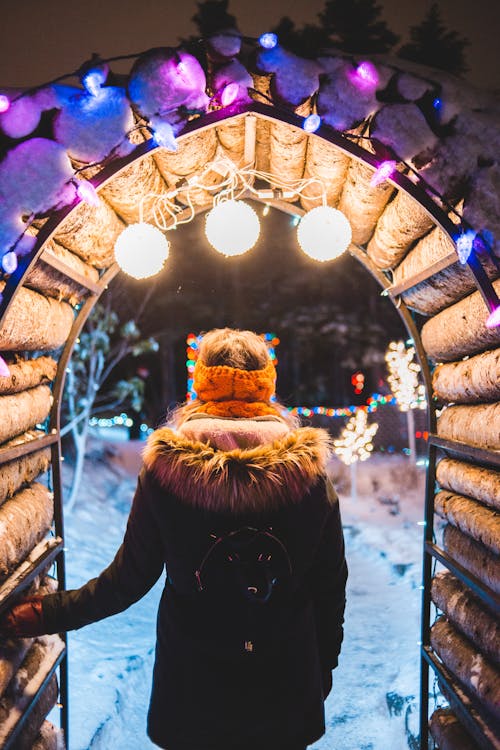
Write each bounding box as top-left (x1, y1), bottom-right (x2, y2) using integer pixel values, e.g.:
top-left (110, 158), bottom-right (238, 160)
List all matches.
top-left (435, 490), bottom-right (500, 556)
top-left (0, 385), bottom-right (53, 446)
top-left (430, 617), bottom-right (500, 723)
top-left (443, 524), bottom-right (500, 595)
top-left (0, 284), bottom-right (74, 352)
top-left (421, 279), bottom-right (500, 362)
top-left (0, 636), bottom-right (63, 749)
top-left (432, 349), bottom-right (500, 404)
top-left (32, 721), bottom-right (66, 750)
top-left (436, 403), bottom-right (500, 451)
top-left (429, 708), bottom-right (481, 750)
top-left (431, 571), bottom-right (499, 666)
top-left (436, 459), bottom-right (500, 512)
top-left (25, 238), bottom-right (100, 305)
top-left (0, 483), bottom-right (53, 582)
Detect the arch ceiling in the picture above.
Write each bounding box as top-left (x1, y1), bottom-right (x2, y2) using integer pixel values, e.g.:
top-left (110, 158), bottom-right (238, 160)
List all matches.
top-left (0, 32), bottom-right (499, 750)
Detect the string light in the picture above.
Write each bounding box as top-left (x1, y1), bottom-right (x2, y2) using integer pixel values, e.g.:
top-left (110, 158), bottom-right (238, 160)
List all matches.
top-left (1, 251), bottom-right (18, 274)
top-left (455, 230), bottom-right (475, 264)
top-left (114, 222), bottom-right (169, 279)
top-left (81, 62), bottom-right (109, 97)
top-left (0, 355), bottom-right (10, 377)
top-left (486, 305), bottom-right (500, 328)
top-left (334, 410), bottom-right (379, 466)
top-left (75, 179), bottom-right (100, 206)
top-left (385, 341), bottom-right (426, 411)
top-left (205, 200), bottom-right (260, 256)
top-left (371, 160), bottom-right (397, 187)
top-left (259, 33), bottom-right (278, 49)
top-left (297, 206), bottom-right (352, 261)
top-left (0, 95), bottom-right (10, 113)
top-left (152, 121), bottom-right (177, 151)
top-left (220, 82), bottom-right (240, 107)
top-left (349, 61), bottom-right (379, 92)
top-left (303, 114), bottom-right (321, 133)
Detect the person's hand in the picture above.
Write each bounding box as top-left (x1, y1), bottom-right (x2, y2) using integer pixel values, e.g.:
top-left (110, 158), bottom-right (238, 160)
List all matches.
top-left (0, 596), bottom-right (45, 638)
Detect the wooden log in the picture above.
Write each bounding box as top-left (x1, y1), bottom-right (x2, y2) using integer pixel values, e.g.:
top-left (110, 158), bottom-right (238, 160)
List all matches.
top-left (299, 135), bottom-right (350, 211)
top-left (155, 129), bottom-right (218, 184)
top-left (436, 458), bottom-right (500, 512)
top-left (269, 100), bottom-right (310, 198)
top-left (217, 114), bottom-right (246, 167)
top-left (443, 524), bottom-right (500, 595)
top-left (12, 673), bottom-right (59, 750)
top-left (24, 236), bottom-right (99, 304)
top-left (431, 571), bottom-right (500, 665)
top-left (429, 707), bottom-right (479, 750)
top-left (430, 617), bottom-right (500, 722)
top-left (0, 636), bottom-right (63, 749)
top-left (0, 385), bottom-right (52, 446)
top-left (250, 74), bottom-right (273, 172)
top-left (0, 356), bottom-right (57, 396)
top-left (99, 151), bottom-right (169, 225)
top-left (32, 720), bottom-right (66, 750)
top-left (438, 681), bottom-right (500, 750)
top-left (421, 279), bottom-right (500, 362)
top-left (0, 284), bottom-right (74, 351)
top-left (435, 490), bottom-right (500, 555)
top-left (0, 434), bottom-right (51, 505)
top-left (367, 189), bottom-right (434, 270)
top-left (53, 197), bottom-right (124, 269)
top-left (0, 638), bottom-right (33, 699)
top-left (437, 403), bottom-right (500, 451)
top-left (432, 349), bottom-right (500, 404)
top-left (337, 156), bottom-right (395, 246)
top-left (0, 483), bottom-right (53, 583)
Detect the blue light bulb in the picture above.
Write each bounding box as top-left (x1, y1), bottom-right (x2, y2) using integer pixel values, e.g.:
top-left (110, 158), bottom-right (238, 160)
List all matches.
top-left (82, 67), bottom-right (107, 97)
top-left (259, 33), bottom-right (278, 50)
top-left (303, 114), bottom-right (321, 133)
top-left (153, 121), bottom-right (177, 151)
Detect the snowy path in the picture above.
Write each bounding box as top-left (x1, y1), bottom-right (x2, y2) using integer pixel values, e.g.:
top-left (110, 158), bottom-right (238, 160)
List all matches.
top-left (61, 446), bottom-right (424, 749)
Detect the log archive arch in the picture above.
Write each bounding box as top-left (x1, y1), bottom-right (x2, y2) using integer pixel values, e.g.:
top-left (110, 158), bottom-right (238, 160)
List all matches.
top-left (0, 45), bottom-right (499, 750)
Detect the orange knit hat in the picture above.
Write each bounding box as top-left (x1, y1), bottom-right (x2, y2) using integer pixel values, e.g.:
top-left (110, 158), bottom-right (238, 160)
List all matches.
top-left (192, 359), bottom-right (279, 418)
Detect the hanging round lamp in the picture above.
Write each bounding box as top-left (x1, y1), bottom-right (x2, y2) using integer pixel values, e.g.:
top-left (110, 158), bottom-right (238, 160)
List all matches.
top-left (114, 222), bottom-right (169, 279)
top-left (205, 199), bottom-right (260, 256)
top-left (297, 206), bottom-right (352, 262)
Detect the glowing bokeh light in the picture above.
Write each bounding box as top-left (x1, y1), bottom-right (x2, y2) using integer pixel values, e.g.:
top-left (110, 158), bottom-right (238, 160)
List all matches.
top-left (303, 114), bottom-right (321, 133)
top-left (259, 33), bottom-right (278, 49)
top-left (205, 200), bottom-right (260, 256)
top-left (0, 95), bottom-right (10, 113)
top-left (114, 222), bottom-right (169, 279)
top-left (371, 160), bottom-right (397, 187)
top-left (350, 61), bottom-right (379, 92)
top-left (297, 206), bottom-right (352, 262)
top-left (1, 251), bottom-right (18, 274)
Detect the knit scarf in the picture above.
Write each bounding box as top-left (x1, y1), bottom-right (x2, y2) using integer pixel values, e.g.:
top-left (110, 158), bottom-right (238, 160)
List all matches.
top-left (192, 359), bottom-right (280, 418)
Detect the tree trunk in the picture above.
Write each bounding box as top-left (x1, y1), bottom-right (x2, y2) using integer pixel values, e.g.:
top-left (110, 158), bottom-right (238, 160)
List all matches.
top-left (443, 524), bottom-right (500, 595)
top-left (0, 484), bottom-right (53, 583)
top-left (432, 348), bottom-right (500, 404)
top-left (421, 279), bottom-right (500, 363)
top-left (430, 617), bottom-right (500, 722)
top-left (437, 403), bottom-right (500, 451)
top-left (0, 437), bottom-right (51, 506)
top-left (0, 284), bottom-right (74, 352)
top-left (436, 458), bottom-right (500, 512)
top-left (0, 385), bottom-right (53, 446)
top-left (434, 490), bottom-right (500, 555)
top-left (429, 708), bottom-right (478, 750)
top-left (431, 571), bottom-right (500, 665)
top-left (0, 357), bottom-right (57, 396)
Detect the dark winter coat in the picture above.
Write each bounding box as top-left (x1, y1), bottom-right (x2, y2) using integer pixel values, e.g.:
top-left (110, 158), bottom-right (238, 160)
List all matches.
top-left (42, 418), bottom-right (347, 750)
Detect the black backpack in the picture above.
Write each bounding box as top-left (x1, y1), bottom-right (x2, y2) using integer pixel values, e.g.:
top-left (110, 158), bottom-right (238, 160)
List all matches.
top-left (194, 526), bottom-right (293, 651)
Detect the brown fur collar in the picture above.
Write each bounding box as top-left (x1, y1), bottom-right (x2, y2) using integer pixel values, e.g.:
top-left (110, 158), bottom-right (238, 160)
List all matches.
top-left (143, 426), bottom-right (333, 513)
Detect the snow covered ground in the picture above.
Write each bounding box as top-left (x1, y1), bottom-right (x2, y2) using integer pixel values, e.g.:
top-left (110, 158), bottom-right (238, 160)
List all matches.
top-left (57, 440), bottom-right (427, 750)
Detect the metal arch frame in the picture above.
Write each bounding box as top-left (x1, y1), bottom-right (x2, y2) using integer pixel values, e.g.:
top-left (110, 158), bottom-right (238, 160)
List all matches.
top-left (0, 101), bottom-right (494, 750)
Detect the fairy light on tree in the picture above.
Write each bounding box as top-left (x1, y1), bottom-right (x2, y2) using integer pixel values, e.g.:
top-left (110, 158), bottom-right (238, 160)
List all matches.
top-left (385, 340), bottom-right (427, 461)
top-left (334, 409), bottom-right (378, 501)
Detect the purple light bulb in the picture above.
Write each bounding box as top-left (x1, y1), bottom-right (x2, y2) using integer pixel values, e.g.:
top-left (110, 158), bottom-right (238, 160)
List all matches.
top-left (0, 355), bottom-right (10, 378)
top-left (0, 94), bottom-right (10, 113)
top-left (486, 305), bottom-right (500, 328)
top-left (221, 82), bottom-right (239, 107)
top-left (370, 160), bottom-right (396, 187)
top-left (77, 180), bottom-right (100, 206)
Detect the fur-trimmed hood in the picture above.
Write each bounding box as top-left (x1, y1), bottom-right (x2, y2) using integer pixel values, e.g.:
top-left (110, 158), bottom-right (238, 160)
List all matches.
top-left (143, 425), bottom-right (334, 513)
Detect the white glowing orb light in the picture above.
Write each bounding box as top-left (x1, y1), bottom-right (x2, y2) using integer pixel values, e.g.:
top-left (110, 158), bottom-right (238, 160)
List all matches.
top-left (114, 222), bottom-right (169, 279)
top-left (297, 206), bottom-right (352, 262)
top-left (205, 200), bottom-right (260, 256)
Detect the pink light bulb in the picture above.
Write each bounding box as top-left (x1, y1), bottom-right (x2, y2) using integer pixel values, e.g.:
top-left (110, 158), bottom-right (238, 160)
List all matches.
top-left (348, 61), bottom-right (379, 93)
top-left (486, 305), bottom-right (500, 328)
top-left (77, 180), bottom-right (100, 206)
top-left (0, 94), bottom-right (10, 113)
top-left (371, 160), bottom-right (397, 187)
top-left (221, 82), bottom-right (239, 107)
top-left (0, 355), bottom-right (10, 378)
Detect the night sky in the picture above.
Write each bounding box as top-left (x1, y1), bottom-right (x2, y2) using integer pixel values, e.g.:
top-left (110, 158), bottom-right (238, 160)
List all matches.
top-left (0, 0), bottom-right (497, 90)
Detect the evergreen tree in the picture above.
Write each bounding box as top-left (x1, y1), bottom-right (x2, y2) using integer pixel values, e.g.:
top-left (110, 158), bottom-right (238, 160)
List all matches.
top-left (271, 17), bottom-right (331, 59)
top-left (191, 0), bottom-right (238, 38)
top-left (318, 0), bottom-right (399, 54)
top-left (398, 4), bottom-right (469, 77)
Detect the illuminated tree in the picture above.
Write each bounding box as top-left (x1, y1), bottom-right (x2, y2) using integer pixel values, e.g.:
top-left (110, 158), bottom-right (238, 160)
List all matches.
top-left (385, 340), bottom-right (426, 461)
top-left (334, 409), bottom-right (378, 500)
